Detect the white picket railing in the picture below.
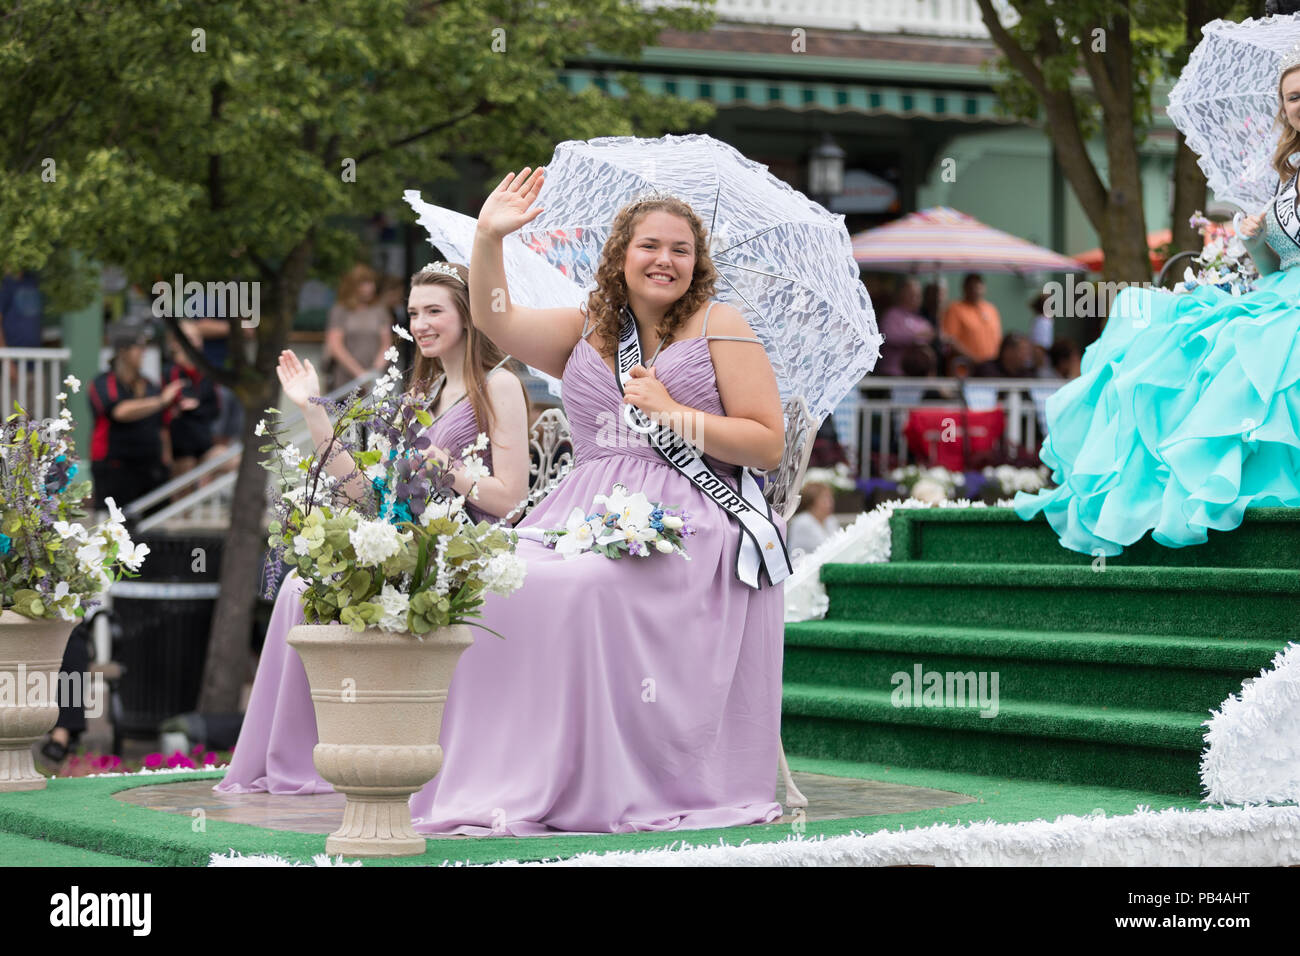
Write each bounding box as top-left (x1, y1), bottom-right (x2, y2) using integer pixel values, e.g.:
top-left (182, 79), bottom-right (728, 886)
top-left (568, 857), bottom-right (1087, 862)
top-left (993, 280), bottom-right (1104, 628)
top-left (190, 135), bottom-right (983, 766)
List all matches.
top-left (835, 376), bottom-right (1063, 475)
top-left (0, 347), bottom-right (70, 422)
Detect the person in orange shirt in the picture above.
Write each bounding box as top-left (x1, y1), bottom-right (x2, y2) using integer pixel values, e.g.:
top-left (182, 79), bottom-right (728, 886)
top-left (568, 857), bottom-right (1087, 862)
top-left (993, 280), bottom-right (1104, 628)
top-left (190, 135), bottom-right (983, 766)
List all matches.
top-left (941, 273), bottom-right (1002, 363)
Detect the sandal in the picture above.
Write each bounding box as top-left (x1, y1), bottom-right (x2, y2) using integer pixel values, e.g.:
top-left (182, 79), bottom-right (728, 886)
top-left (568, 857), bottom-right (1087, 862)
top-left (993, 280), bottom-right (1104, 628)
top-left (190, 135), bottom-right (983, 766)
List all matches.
top-left (38, 738), bottom-right (68, 770)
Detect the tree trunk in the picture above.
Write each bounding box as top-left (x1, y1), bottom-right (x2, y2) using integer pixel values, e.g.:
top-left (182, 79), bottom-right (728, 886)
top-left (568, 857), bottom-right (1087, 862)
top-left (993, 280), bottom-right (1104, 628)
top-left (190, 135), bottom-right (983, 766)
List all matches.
top-left (197, 232), bottom-right (315, 714)
top-left (1170, 0), bottom-right (1236, 255)
top-left (1171, 133), bottom-right (1207, 255)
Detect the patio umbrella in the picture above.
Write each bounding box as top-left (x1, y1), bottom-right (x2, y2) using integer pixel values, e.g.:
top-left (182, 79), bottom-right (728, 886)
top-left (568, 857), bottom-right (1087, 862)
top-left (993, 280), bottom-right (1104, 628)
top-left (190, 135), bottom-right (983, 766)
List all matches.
top-left (1167, 12), bottom-right (1300, 213)
top-left (517, 132), bottom-right (882, 424)
top-left (403, 190), bottom-right (579, 397)
top-left (1073, 229), bottom-right (1173, 273)
top-left (851, 207), bottom-right (1087, 275)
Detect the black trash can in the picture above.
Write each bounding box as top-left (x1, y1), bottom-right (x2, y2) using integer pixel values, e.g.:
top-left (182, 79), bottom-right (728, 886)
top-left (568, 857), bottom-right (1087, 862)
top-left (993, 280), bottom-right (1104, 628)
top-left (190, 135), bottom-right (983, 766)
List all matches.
top-left (109, 531), bottom-right (225, 753)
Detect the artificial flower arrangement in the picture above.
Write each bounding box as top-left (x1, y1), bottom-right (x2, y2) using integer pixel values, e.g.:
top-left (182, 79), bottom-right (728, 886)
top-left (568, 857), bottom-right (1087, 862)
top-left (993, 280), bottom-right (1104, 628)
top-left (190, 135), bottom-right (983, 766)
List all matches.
top-left (803, 462), bottom-right (856, 492)
top-left (259, 345), bottom-right (526, 638)
top-left (889, 465), bottom-right (965, 504)
top-left (537, 483), bottom-right (693, 561)
top-left (1173, 212), bottom-right (1259, 296)
top-left (0, 379), bottom-right (149, 621)
top-left (980, 464), bottom-right (1050, 497)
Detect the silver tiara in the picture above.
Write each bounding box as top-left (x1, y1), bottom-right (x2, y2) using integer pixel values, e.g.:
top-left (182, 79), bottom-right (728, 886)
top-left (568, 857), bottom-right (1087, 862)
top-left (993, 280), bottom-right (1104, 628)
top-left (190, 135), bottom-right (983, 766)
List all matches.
top-left (627, 186), bottom-right (690, 210)
top-left (416, 261), bottom-right (465, 284)
top-left (1281, 42), bottom-right (1300, 80)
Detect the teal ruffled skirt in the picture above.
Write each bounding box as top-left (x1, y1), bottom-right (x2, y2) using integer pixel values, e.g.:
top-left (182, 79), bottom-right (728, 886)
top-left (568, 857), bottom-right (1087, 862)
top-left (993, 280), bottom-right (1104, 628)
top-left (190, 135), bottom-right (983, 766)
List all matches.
top-left (1014, 267), bottom-right (1300, 555)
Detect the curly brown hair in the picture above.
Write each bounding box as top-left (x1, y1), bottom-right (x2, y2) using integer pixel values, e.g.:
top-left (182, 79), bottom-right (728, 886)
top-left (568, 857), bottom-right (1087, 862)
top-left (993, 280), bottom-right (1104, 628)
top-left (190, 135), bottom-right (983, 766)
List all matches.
top-left (583, 197), bottom-right (718, 358)
top-left (1272, 65), bottom-right (1300, 182)
top-left (404, 262), bottom-right (528, 444)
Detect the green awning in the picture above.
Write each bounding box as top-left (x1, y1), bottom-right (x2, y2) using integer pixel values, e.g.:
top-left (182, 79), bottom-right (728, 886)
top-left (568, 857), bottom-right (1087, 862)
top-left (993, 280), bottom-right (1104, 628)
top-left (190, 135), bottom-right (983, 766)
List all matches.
top-left (558, 69), bottom-right (1013, 123)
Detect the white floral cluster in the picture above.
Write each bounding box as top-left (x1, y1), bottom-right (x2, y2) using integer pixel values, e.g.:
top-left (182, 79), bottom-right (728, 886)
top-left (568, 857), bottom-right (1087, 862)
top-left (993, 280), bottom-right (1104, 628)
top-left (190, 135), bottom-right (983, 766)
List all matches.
top-left (1173, 212), bottom-right (1259, 296)
top-left (803, 461), bottom-right (856, 492)
top-left (981, 464), bottom-right (1049, 496)
top-left (546, 483), bottom-right (688, 560)
top-left (50, 497), bottom-right (148, 621)
top-left (890, 465), bottom-right (965, 503)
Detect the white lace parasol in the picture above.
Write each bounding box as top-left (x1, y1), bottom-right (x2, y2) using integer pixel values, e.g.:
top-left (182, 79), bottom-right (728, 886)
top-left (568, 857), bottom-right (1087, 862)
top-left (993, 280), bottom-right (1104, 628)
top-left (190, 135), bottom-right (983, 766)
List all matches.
top-left (516, 133), bottom-right (881, 424)
top-left (403, 190), bottom-right (580, 397)
top-left (1167, 13), bottom-right (1300, 213)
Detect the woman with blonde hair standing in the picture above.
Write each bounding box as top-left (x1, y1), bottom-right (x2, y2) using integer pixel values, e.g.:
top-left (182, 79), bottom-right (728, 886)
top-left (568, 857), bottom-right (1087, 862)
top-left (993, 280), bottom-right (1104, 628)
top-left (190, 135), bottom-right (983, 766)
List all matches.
top-left (325, 263), bottom-right (393, 391)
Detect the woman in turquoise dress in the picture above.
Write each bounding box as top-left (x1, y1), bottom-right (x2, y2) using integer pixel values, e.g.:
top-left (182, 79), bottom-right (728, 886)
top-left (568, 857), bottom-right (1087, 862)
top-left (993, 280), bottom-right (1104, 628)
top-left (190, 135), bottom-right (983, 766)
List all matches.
top-left (1014, 66), bottom-right (1300, 555)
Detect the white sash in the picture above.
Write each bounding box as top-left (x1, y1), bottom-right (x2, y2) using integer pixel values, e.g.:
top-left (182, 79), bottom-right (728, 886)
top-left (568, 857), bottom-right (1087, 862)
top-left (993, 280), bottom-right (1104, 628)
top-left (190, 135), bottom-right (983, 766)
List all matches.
top-left (616, 307), bottom-right (792, 590)
top-left (1275, 169), bottom-right (1300, 249)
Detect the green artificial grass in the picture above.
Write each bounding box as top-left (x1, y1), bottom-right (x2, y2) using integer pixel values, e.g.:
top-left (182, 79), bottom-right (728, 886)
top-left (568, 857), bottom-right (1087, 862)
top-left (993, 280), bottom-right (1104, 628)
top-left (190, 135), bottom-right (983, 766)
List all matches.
top-left (890, 506), bottom-right (1300, 570)
top-left (0, 829), bottom-right (155, 867)
top-left (783, 686), bottom-right (1202, 793)
top-left (784, 623), bottom-right (1270, 712)
top-left (821, 563), bottom-right (1300, 639)
top-left (0, 763), bottom-right (1205, 867)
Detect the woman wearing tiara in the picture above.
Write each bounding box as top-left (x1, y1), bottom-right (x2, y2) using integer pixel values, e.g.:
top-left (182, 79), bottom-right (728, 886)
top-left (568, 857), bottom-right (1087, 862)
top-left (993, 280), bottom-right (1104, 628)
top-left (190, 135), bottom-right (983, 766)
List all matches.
top-left (217, 261), bottom-right (531, 795)
top-left (1013, 60), bottom-right (1300, 556)
top-left (407, 168), bottom-right (790, 836)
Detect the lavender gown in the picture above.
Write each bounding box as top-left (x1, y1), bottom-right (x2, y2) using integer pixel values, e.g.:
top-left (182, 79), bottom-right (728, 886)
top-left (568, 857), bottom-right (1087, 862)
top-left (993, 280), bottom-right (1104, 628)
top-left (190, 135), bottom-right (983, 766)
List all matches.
top-left (215, 395), bottom-right (495, 795)
top-left (408, 316), bottom-right (786, 835)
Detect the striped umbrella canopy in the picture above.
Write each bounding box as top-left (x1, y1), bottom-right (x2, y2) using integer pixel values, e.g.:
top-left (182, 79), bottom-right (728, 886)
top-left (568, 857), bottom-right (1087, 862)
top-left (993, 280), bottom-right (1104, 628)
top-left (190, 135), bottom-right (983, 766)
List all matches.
top-left (851, 207), bottom-right (1088, 275)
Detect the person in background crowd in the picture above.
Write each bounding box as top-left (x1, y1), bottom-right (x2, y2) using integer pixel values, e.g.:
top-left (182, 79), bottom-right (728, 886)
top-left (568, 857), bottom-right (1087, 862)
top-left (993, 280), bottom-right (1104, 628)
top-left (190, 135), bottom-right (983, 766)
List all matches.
top-left (1048, 338), bottom-right (1082, 380)
top-left (787, 481), bottom-right (839, 562)
top-left (920, 281), bottom-right (947, 327)
top-left (876, 277), bottom-right (936, 376)
top-left (808, 415), bottom-right (850, 469)
top-left (976, 332), bottom-right (1037, 378)
top-left (325, 263), bottom-right (393, 391)
top-left (194, 307), bottom-right (251, 475)
top-left (88, 321), bottom-right (197, 511)
top-left (1029, 291), bottom-right (1054, 353)
top-left (942, 273), bottom-right (1003, 364)
top-left (162, 318), bottom-right (222, 482)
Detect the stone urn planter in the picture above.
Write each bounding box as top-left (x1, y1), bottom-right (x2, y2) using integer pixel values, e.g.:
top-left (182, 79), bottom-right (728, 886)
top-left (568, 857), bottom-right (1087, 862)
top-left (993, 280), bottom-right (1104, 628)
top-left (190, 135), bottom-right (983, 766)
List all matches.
top-left (288, 622), bottom-right (474, 858)
top-left (0, 610), bottom-right (73, 792)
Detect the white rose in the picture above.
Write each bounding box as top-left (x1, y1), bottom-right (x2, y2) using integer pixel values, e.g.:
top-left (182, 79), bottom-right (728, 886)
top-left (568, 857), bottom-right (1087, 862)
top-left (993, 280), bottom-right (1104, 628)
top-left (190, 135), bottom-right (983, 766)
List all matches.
top-left (660, 515), bottom-right (683, 530)
top-left (376, 582), bottom-right (411, 632)
top-left (654, 539), bottom-right (675, 554)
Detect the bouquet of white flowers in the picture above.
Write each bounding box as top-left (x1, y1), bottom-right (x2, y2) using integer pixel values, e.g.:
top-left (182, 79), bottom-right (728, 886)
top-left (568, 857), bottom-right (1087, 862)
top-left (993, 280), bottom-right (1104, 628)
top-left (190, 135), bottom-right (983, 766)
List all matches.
top-left (1, 380), bottom-right (148, 621)
top-left (258, 348), bottom-right (525, 638)
top-left (533, 483), bottom-right (693, 561)
top-left (1173, 212), bottom-right (1258, 296)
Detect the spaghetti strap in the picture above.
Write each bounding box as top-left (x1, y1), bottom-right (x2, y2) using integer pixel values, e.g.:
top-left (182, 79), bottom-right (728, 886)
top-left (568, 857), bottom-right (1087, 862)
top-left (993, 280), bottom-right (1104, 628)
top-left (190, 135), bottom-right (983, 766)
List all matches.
top-left (701, 300), bottom-right (717, 336)
top-left (580, 309), bottom-right (592, 339)
top-left (704, 335), bottom-right (763, 344)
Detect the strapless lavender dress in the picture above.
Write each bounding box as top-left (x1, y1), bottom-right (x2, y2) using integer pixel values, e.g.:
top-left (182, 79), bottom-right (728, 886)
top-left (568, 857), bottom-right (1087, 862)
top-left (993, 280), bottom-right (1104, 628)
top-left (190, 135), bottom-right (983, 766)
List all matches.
top-left (215, 400), bottom-right (495, 794)
top-left (408, 334), bottom-right (785, 835)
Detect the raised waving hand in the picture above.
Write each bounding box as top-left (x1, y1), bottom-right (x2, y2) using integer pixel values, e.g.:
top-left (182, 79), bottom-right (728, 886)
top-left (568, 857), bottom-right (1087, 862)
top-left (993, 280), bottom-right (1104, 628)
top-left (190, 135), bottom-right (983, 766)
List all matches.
top-left (477, 166), bottom-right (546, 240)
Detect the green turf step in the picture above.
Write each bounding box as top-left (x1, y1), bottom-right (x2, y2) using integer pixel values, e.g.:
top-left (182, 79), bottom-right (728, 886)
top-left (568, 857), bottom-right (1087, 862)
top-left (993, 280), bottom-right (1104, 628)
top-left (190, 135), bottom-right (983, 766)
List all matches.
top-left (820, 563), bottom-right (1300, 639)
top-left (783, 621), bottom-right (1275, 711)
top-left (781, 683), bottom-right (1206, 793)
top-left (889, 506), bottom-right (1300, 570)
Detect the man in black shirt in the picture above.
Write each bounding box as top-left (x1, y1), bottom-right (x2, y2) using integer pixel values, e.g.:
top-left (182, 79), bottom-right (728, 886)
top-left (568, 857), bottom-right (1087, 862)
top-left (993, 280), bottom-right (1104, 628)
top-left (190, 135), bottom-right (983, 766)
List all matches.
top-left (88, 321), bottom-right (197, 511)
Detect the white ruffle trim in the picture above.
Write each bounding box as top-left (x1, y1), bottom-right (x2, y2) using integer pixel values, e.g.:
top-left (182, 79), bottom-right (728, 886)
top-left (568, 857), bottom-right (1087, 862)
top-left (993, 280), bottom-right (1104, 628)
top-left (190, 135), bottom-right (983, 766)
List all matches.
top-left (479, 804), bottom-right (1300, 867)
top-left (1202, 641), bottom-right (1300, 806)
top-left (209, 850), bottom-right (361, 867)
top-left (784, 498), bottom-right (1003, 623)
